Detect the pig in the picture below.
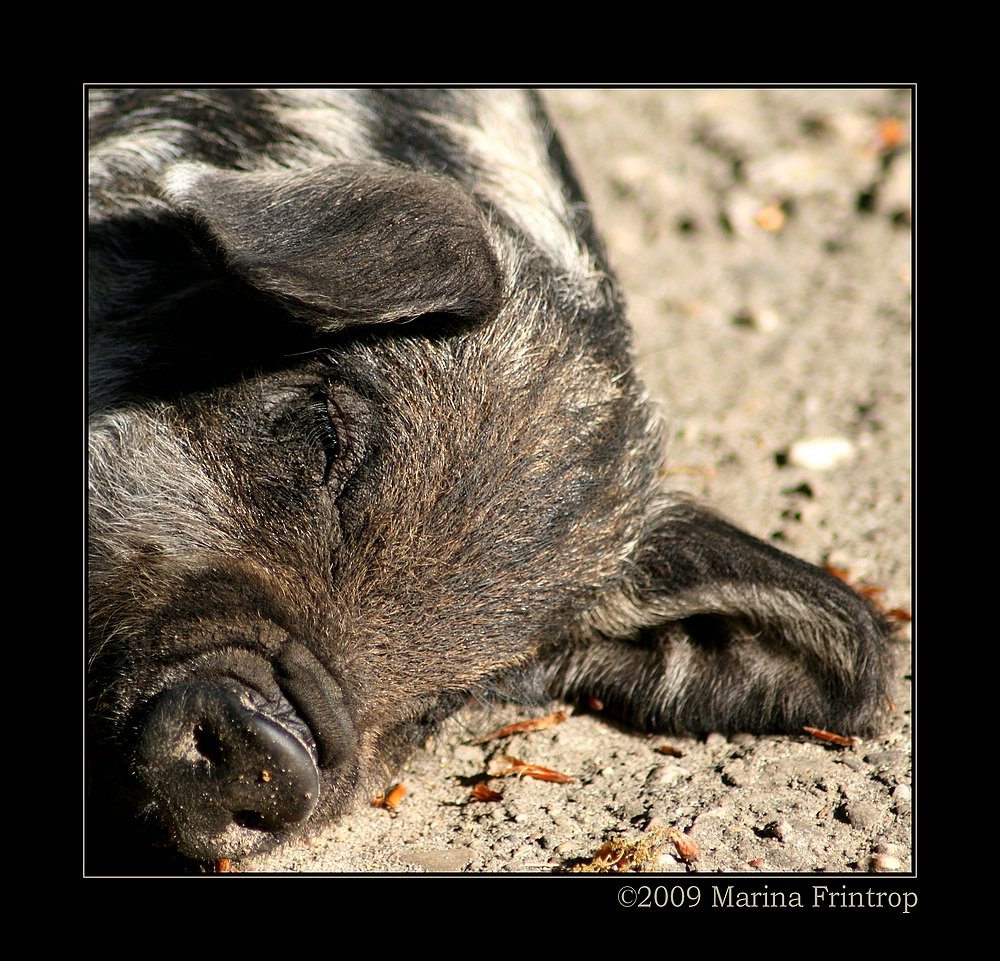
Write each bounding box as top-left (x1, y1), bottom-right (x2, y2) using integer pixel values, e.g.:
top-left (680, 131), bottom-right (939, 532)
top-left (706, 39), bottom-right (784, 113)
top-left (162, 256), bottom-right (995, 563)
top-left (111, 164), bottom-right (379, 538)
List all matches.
top-left (86, 88), bottom-right (891, 868)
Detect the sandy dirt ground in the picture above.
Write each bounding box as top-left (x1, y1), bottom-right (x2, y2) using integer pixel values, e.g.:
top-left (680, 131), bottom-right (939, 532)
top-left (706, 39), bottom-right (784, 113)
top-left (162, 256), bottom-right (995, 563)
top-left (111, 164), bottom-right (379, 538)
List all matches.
top-left (94, 89), bottom-right (914, 899)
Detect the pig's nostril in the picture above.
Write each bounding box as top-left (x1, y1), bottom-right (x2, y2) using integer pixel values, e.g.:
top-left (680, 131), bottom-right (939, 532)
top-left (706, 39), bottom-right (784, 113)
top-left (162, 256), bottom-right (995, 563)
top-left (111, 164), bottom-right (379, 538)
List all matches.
top-left (136, 682), bottom-right (321, 857)
top-left (233, 810), bottom-right (269, 831)
top-left (193, 723), bottom-right (227, 765)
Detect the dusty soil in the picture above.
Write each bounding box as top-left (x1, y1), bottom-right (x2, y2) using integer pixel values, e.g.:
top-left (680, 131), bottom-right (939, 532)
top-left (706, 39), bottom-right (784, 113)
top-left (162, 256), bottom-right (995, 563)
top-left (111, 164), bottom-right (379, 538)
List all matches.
top-left (234, 88), bottom-right (913, 889)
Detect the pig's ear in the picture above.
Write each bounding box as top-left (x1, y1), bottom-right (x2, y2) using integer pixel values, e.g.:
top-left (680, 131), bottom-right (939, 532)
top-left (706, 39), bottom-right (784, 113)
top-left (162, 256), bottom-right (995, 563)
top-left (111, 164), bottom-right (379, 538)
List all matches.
top-left (161, 162), bottom-right (504, 329)
top-left (545, 497), bottom-right (893, 737)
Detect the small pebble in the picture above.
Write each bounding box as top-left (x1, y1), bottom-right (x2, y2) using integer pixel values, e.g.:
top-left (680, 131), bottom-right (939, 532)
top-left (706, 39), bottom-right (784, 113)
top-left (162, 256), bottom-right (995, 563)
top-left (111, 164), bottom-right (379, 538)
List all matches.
top-left (721, 759), bottom-right (757, 787)
top-left (865, 749), bottom-right (907, 768)
top-left (765, 820), bottom-right (792, 842)
top-left (788, 436), bottom-right (856, 471)
top-left (725, 190), bottom-right (766, 239)
top-left (873, 841), bottom-right (906, 857)
top-left (734, 307), bottom-right (781, 332)
top-left (404, 847), bottom-right (476, 872)
top-left (841, 801), bottom-right (881, 831)
top-left (656, 852), bottom-right (689, 873)
top-left (837, 753), bottom-right (866, 772)
top-left (869, 853), bottom-right (902, 872)
top-left (880, 150), bottom-right (911, 220)
top-left (647, 762), bottom-right (690, 787)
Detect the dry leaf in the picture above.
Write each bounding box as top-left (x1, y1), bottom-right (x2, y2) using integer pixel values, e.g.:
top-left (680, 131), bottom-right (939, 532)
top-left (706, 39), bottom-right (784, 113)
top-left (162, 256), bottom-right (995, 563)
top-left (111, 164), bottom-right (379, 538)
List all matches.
top-left (754, 203), bottom-right (785, 232)
top-left (570, 830), bottom-right (673, 873)
top-left (748, 857), bottom-right (765, 869)
top-left (587, 697), bottom-right (605, 712)
top-left (487, 754), bottom-right (575, 783)
top-left (470, 710), bottom-right (568, 744)
top-left (666, 828), bottom-right (699, 864)
top-left (469, 783), bottom-right (504, 802)
top-left (859, 585), bottom-right (885, 603)
top-left (214, 858), bottom-right (231, 873)
top-left (569, 839), bottom-right (624, 873)
top-left (803, 725), bottom-right (858, 747)
top-left (373, 782), bottom-right (407, 812)
top-left (656, 744), bottom-right (684, 757)
top-left (824, 566), bottom-right (910, 625)
top-left (876, 118), bottom-right (905, 152)
top-left (385, 783), bottom-right (406, 811)
top-left (592, 840), bottom-right (632, 872)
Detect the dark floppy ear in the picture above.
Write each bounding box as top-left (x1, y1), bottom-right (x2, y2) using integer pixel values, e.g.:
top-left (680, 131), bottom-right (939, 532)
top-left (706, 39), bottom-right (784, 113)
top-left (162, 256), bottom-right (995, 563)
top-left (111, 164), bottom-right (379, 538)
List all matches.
top-left (161, 162), bottom-right (504, 329)
top-left (545, 497), bottom-right (893, 737)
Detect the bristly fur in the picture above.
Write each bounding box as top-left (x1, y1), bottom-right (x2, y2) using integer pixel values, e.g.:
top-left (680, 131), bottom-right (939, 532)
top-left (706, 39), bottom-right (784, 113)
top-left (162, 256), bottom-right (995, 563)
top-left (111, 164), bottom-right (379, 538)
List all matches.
top-left (87, 88), bottom-right (891, 866)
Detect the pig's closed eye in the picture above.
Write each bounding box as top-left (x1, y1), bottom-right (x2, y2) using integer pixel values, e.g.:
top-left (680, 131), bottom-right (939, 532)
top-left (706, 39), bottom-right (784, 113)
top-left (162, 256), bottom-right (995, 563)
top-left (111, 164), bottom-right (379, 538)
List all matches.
top-left (308, 396), bottom-right (348, 487)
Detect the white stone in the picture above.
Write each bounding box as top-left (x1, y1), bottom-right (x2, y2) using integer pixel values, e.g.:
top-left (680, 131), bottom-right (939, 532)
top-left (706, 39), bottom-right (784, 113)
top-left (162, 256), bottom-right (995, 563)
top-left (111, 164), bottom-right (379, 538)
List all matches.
top-left (788, 436), bottom-right (856, 470)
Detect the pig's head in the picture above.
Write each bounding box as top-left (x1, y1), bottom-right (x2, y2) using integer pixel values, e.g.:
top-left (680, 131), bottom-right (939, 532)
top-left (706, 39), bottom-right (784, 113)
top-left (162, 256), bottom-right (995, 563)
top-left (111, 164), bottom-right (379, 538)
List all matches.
top-left (87, 160), bottom-right (664, 862)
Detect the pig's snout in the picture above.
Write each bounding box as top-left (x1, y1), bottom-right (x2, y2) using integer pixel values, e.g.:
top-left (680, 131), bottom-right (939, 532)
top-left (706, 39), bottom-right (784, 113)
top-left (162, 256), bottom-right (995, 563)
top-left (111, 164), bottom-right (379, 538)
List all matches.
top-left (136, 682), bottom-right (320, 858)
